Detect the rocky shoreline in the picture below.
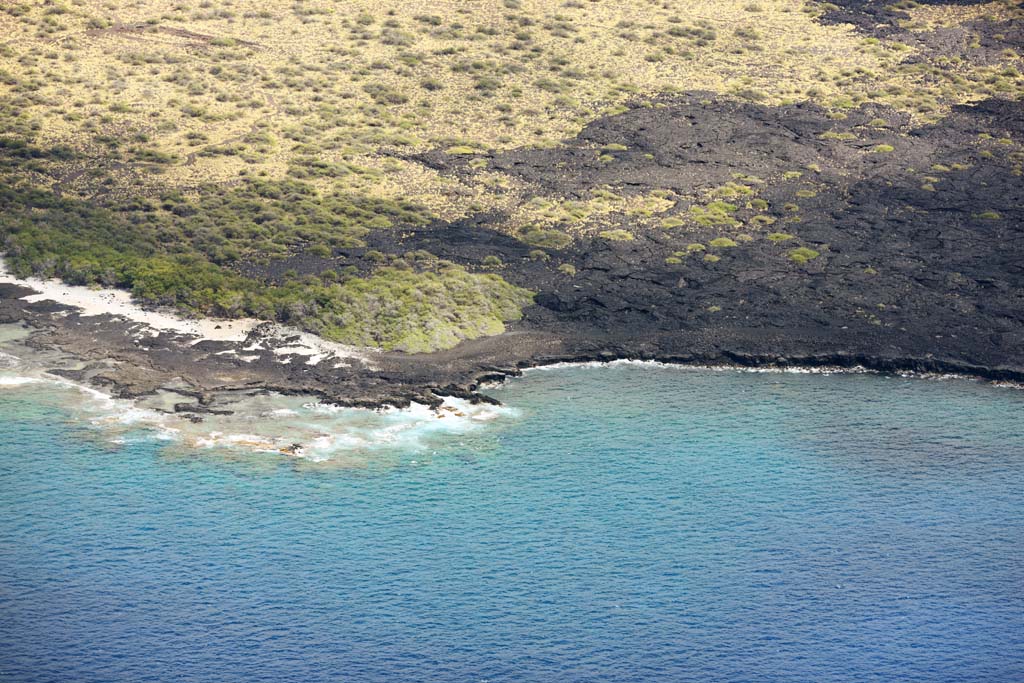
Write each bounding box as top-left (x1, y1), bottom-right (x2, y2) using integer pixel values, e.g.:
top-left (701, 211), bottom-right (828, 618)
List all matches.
top-left (2, 275), bottom-right (1022, 421)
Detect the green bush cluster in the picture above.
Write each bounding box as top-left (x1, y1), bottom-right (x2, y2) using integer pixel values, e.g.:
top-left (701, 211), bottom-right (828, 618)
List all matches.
top-left (0, 150), bottom-right (532, 352)
top-left (598, 229), bottom-right (634, 241)
top-left (788, 246), bottom-right (820, 264)
top-left (518, 226), bottom-right (572, 249)
top-left (314, 265), bottom-right (533, 352)
top-left (689, 201), bottom-right (740, 227)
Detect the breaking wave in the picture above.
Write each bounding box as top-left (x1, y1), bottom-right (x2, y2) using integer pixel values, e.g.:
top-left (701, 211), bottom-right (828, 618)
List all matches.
top-left (517, 358), bottom-right (1023, 386)
top-left (0, 361), bottom-right (515, 463)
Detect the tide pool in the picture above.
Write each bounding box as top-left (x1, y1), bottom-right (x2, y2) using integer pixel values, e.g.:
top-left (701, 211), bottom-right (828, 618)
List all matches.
top-left (1, 365), bottom-right (1022, 682)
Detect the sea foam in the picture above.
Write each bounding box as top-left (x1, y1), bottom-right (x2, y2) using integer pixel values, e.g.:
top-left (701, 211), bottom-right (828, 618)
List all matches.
top-left (0, 356), bottom-right (516, 463)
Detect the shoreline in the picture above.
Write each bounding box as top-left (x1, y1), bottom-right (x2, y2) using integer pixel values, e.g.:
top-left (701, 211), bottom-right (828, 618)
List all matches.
top-left (1, 338), bottom-right (1019, 462)
top-left (2, 307), bottom-right (1020, 413)
top-left (511, 358), bottom-right (1024, 388)
top-left (0, 259), bottom-right (261, 344)
top-left (2, 259), bottom-right (1023, 415)
top-left (3, 330), bottom-right (1021, 463)
top-left (476, 352), bottom-right (1024, 391)
top-left (0, 358), bottom-right (514, 461)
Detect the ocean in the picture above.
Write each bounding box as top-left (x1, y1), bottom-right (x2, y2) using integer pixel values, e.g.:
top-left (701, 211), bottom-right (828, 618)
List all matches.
top-left (1, 362), bottom-right (1022, 682)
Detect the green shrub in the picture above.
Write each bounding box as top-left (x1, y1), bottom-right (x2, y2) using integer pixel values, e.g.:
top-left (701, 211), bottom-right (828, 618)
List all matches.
top-left (788, 246), bottom-right (820, 264)
top-left (598, 229), bottom-right (634, 241)
top-left (520, 227), bottom-right (572, 249)
top-left (709, 237), bottom-right (738, 247)
top-left (710, 182), bottom-right (754, 198)
top-left (690, 201), bottom-right (739, 227)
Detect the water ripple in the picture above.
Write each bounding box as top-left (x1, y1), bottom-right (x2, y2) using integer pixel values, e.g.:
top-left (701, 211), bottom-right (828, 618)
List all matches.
top-left (1, 367), bottom-right (1023, 682)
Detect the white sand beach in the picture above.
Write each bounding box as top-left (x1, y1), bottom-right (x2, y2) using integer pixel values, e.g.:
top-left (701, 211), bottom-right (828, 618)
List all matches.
top-left (0, 258), bottom-right (371, 365)
top-left (0, 257), bottom-right (259, 343)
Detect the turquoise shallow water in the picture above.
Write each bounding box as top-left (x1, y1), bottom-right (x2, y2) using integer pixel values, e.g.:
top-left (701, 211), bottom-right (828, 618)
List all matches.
top-left (1, 365), bottom-right (1023, 682)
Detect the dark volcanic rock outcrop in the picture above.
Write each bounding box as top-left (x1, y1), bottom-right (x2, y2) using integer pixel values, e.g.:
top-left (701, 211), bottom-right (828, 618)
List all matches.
top-left (818, 0), bottom-right (1001, 35)
top-left (382, 96), bottom-right (1024, 386)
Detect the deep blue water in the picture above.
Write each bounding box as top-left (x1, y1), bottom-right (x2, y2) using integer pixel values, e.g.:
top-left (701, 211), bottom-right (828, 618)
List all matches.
top-left (1, 365), bottom-right (1023, 682)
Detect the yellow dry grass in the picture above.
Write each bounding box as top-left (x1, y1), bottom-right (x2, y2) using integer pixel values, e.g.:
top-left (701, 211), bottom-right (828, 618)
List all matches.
top-left (1, 0), bottom-right (1021, 226)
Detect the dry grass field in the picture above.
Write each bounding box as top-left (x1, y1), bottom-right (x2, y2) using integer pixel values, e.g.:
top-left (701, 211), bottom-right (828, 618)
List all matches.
top-left (4, 0), bottom-right (1020, 203)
